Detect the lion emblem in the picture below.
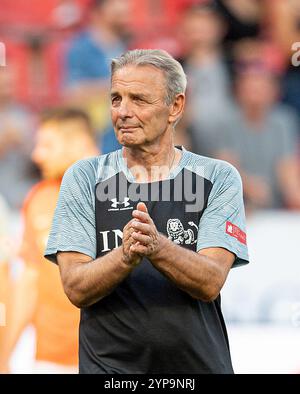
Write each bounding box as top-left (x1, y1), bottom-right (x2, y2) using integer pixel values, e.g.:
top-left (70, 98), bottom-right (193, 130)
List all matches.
top-left (166, 219), bottom-right (198, 245)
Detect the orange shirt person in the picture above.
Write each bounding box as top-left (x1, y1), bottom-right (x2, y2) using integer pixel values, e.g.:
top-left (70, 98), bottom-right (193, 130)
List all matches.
top-left (0, 109), bottom-right (99, 373)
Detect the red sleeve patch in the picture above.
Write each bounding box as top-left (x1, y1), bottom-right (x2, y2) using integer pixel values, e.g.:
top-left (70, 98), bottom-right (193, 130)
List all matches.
top-left (226, 221), bottom-right (247, 245)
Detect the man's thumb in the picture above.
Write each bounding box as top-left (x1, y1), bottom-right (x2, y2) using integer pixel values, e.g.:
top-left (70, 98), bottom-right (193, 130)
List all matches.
top-left (137, 201), bottom-right (148, 212)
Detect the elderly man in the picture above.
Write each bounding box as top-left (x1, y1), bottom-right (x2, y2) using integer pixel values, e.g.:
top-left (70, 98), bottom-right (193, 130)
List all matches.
top-left (45, 49), bottom-right (249, 374)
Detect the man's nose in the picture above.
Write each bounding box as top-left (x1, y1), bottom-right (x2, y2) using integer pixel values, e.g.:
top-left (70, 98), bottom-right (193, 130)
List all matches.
top-left (117, 99), bottom-right (133, 119)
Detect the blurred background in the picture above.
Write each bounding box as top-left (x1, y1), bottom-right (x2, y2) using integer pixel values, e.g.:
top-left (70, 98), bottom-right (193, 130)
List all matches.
top-left (0, 0), bottom-right (300, 374)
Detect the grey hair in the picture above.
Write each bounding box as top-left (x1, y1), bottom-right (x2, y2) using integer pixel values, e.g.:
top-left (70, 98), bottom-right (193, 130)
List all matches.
top-left (111, 49), bottom-right (187, 105)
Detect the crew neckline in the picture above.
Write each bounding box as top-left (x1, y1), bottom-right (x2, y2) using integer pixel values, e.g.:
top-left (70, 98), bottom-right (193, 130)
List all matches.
top-left (117, 146), bottom-right (188, 184)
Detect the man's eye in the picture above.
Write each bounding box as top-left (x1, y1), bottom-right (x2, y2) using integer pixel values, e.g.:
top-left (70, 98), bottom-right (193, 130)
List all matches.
top-left (133, 96), bottom-right (144, 102)
top-left (112, 97), bottom-right (121, 104)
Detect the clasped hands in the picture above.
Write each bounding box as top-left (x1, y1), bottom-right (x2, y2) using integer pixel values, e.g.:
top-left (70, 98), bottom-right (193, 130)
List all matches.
top-left (122, 202), bottom-right (162, 267)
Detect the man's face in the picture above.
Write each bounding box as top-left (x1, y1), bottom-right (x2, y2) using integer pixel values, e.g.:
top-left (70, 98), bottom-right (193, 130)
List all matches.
top-left (97, 0), bottom-right (131, 36)
top-left (31, 123), bottom-right (73, 179)
top-left (111, 65), bottom-right (172, 148)
top-left (180, 10), bottom-right (224, 50)
top-left (236, 72), bottom-right (278, 110)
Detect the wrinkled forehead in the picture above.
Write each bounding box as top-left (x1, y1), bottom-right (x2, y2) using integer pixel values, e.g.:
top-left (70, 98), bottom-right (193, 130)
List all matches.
top-left (111, 65), bottom-right (167, 93)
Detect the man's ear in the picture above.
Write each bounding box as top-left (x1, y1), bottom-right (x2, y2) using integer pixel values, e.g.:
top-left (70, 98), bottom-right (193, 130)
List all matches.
top-left (168, 94), bottom-right (185, 125)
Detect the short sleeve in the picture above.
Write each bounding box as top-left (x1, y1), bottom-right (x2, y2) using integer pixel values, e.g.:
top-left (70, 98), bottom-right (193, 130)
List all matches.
top-left (197, 164), bottom-right (249, 267)
top-left (44, 160), bottom-right (97, 264)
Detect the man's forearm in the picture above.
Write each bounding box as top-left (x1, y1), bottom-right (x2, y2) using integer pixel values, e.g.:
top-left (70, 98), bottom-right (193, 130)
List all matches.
top-left (59, 247), bottom-right (135, 308)
top-left (149, 235), bottom-right (226, 301)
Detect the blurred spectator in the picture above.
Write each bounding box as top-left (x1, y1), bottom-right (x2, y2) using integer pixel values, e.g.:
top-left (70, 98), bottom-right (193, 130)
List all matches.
top-left (215, 0), bottom-right (262, 44)
top-left (273, 0), bottom-right (300, 120)
top-left (0, 109), bottom-right (99, 374)
top-left (214, 67), bottom-right (300, 211)
top-left (63, 0), bottom-right (131, 152)
top-left (263, 0), bottom-right (300, 59)
top-left (0, 67), bottom-right (37, 210)
top-left (244, 0), bottom-right (300, 120)
top-left (179, 3), bottom-right (232, 156)
top-left (216, 0), bottom-right (300, 120)
top-left (231, 38), bottom-right (285, 77)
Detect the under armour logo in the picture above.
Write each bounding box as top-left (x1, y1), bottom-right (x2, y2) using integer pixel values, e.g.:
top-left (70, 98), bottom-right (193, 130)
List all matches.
top-left (108, 197), bottom-right (133, 211)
